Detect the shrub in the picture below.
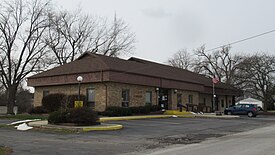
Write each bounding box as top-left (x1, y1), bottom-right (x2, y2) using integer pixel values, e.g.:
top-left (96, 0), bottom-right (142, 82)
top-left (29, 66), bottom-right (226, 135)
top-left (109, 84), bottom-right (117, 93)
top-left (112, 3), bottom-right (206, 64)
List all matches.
top-left (138, 106), bottom-right (151, 114)
top-left (16, 90), bottom-right (33, 113)
top-left (104, 106), bottom-right (132, 116)
top-left (148, 105), bottom-right (161, 112)
top-left (129, 106), bottom-right (140, 114)
top-left (42, 93), bottom-right (66, 112)
top-left (48, 108), bottom-right (99, 126)
top-left (28, 106), bottom-right (48, 114)
top-left (48, 110), bottom-right (68, 124)
top-left (67, 107), bottom-right (99, 125)
top-left (103, 105), bottom-right (161, 116)
top-left (63, 94), bottom-right (87, 109)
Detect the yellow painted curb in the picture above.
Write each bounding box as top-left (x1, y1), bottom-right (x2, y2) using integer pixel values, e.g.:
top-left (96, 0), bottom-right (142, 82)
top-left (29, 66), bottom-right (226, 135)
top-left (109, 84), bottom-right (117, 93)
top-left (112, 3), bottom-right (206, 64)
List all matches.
top-left (82, 124), bottom-right (123, 132)
top-left (164, 110), bottom-right (191, 115)
top-left (99, 115), bottom-right (172, 122)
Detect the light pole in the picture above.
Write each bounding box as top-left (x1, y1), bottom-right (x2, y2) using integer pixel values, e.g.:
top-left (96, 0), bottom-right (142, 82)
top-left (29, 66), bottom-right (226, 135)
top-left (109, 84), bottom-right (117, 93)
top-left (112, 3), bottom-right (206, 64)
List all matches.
top-left (77, 76), bottom-right (83, 102)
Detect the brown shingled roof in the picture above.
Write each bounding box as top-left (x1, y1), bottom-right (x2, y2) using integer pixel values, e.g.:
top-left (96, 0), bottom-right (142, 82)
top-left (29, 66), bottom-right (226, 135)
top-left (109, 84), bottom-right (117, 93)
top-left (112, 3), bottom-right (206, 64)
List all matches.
top-left (29, 52), bottom-right (236, 91)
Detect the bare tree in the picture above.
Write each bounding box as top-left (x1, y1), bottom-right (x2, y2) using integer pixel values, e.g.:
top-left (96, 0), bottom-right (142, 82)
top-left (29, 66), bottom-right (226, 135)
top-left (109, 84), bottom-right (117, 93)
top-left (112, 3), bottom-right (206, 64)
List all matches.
top-left (0, 0), bottom-right (51, 114)
top-left (167, 49), bottom-right (193, 70)
top-left (193, 45), bottom-right (242, 85)
top-left (46, 10), bottom-right (135, 65)
top-left (100, 15), bottom-right (135, 57)
top-left (236, 53), bottom-right (275, 111)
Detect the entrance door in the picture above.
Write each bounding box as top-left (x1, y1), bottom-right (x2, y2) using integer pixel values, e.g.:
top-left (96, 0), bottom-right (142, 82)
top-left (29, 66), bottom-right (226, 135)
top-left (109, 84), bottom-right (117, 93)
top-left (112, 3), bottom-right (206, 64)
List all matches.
top-left (158, 89), bottom-right (168, 110)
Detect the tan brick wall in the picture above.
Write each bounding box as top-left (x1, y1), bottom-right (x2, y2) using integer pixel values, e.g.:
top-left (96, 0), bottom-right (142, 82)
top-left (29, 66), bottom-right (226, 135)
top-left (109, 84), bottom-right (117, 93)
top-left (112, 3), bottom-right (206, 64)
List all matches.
top-left (106, 83), bottom-right (157, 107)
top-left (174, 90), bottom-right (199, 108)
top-left (33, 81), bottom-right (234, 112)
top-left (33, 83), bottom-right (107, 111)
top-left (199, 94), bottom-right (213, 107)
top-left (33, 82), bottom-right (158, 112)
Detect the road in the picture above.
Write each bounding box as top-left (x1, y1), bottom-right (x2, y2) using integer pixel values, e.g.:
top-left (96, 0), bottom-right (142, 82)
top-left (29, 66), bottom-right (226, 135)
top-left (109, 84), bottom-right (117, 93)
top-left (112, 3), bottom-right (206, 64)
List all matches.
top-left (147, 123), bottom-right (275, 155)
top-left (0, 115), bottom-right (275, 155)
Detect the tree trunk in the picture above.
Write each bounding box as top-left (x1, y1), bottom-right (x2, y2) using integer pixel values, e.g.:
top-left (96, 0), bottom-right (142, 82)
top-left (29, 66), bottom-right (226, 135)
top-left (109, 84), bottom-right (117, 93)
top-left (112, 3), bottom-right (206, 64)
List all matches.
top-left (6, 85), bottom-right (18, 115)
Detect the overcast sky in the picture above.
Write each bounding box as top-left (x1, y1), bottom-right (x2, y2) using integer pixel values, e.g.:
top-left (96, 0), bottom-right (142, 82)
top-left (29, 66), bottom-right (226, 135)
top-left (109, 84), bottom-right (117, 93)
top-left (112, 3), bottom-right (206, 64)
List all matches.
top-left (54, 0), bottom-right (275, 63)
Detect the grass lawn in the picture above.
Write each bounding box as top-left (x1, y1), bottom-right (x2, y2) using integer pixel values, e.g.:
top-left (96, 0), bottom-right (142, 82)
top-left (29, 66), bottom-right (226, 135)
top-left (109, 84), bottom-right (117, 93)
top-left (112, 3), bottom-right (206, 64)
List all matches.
top-left (0, 114), bottom-right (48, 120)
top-left (0, 146), bottom-right (12, 155)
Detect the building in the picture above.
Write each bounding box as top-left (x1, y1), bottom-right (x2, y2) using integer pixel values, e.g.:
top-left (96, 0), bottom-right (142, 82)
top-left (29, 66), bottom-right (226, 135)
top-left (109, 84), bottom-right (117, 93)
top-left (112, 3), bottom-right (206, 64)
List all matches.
top-left (27, 53), bottom-right (240, 112)
top-left (237, 97), bottom-right (263, 108)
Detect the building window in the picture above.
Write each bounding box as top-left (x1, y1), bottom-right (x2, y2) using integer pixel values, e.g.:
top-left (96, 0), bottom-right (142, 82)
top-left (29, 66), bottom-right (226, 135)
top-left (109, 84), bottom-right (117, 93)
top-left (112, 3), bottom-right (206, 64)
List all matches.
top-left (203, 98), bottom-right (206, 106)
top-left (188, 95), bottom-right (193, 104)
top-left (145, 91), bottom-right (152, 105)
top-left (87, 88), bottom-right (95, 107)
top-left (43, 90), bottom-right (49, 98)
top-left (177, 94), bottom-right (182, 105)
top-left (122, 89), bottom-right (130, 107)
top-left (221, 99), bottom-right (224, 108)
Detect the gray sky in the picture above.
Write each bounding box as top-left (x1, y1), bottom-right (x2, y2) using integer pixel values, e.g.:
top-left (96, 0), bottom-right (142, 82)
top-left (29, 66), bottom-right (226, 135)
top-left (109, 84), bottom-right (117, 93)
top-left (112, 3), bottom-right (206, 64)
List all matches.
top-left (54, 0), bottom-right (275, 63)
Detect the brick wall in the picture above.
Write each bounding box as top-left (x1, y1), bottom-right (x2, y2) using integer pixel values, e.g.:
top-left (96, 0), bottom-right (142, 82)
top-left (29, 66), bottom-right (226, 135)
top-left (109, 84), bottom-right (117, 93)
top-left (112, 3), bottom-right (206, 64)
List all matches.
top-left (34, 81), bottom-right (232, 112)
top-left (106, 82), bottom-right (157, 107)
top-left (33, 82), bottom-right (158, 112)
top-left (33, 83), bottom-right (107, 111)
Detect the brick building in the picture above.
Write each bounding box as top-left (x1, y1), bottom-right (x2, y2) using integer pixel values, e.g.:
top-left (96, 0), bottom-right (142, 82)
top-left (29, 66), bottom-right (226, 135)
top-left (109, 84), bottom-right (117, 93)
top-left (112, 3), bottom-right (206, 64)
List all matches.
top-left (27, 53), bottom-right (240, 112)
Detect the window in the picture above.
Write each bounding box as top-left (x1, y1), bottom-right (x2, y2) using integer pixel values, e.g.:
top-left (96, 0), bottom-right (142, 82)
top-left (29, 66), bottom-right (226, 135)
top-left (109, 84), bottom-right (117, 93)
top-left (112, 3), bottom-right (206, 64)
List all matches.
top-left (122, 89), bottom-right (130, 107)
top-left (87, 88), bottom-right (95, 107)
top-left (43, 90), bottom-right (49, 98)
top-left (177, 94), bottom-right (182, 104)
top-left (221, 99), bottom-right (224, 108)
top-left (188, 95), bottom-right (193, 104)
top-left (145, 91), bottom-right (152, 105)
top-left (203, 98), bottom-right (206, 106)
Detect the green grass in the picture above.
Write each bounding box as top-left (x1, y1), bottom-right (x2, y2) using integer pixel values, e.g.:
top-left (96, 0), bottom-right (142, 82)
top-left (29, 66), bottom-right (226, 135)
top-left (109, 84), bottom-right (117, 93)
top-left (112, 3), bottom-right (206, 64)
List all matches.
top-left (0, 114), bottom-right (48, 120)
top-left (0, 146), bottom-right (12, 155)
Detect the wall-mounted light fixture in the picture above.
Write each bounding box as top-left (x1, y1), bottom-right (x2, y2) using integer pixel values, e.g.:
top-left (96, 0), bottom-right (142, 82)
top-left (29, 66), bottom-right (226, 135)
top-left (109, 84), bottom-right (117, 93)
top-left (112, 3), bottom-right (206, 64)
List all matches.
top-left (156, 87), bottom-right (159, 91)
top-left (174, 89), bottom-right (178, 93)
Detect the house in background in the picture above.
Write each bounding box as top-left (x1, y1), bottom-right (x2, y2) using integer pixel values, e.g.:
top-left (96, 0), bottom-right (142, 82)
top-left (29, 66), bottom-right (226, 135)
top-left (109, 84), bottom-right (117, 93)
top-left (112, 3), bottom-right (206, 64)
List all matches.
top-left (27, 53), bottom-right (240, 112)
top-left (237, 97), bottom-right (263, 108)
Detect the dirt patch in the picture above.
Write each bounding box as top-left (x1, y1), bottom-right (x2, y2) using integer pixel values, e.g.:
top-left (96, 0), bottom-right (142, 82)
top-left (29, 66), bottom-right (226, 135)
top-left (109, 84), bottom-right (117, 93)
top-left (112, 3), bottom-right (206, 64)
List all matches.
top-left (0, 146), bottom-right (12, 155)
top-left (154, 133), bottom-right (225, 145)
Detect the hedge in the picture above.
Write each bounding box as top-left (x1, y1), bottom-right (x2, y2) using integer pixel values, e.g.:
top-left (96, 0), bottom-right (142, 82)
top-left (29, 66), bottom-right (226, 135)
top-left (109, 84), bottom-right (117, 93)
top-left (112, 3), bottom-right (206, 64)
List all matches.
top-left (42, 93), bottom-right (66, 112)
top-left (28, 106), bottom-right (48, 114)
top-left (48, 107), bottom-right (99, 126)
top-left (102, 105), bottom-right (161, 117)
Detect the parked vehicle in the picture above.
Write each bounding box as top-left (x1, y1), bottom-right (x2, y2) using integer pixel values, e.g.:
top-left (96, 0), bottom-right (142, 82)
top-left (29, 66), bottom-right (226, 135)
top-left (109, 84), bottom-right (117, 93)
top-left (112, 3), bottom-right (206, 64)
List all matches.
top-left (224, 104), bottom-right (258, 117)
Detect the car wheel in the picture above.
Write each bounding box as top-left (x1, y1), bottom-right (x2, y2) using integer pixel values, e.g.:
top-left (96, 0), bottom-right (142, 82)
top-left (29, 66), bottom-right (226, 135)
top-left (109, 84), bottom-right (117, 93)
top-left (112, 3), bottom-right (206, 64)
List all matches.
top-left (227, 111), bottom-right (232, 115)
top-left (247, 112), bottom-right (254, 117)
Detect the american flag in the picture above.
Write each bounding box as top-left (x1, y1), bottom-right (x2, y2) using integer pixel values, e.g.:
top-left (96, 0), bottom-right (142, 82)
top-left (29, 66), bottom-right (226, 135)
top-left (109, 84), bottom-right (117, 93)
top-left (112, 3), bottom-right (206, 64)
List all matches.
top-left (212, 77), bottom-right (219, 84)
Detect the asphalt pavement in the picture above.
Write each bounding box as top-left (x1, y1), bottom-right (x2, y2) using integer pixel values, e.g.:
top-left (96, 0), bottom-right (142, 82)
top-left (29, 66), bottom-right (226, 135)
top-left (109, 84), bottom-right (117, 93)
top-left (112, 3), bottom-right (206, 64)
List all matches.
top-left (147, 121), bottom-right (275, 155)
top-left (1, 115), bottom-right (275, 155)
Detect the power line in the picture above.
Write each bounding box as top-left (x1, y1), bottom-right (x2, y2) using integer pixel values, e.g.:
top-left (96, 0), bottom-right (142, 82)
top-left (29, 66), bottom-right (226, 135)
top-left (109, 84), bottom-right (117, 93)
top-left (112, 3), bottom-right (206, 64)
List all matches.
top-left (205, 29), bottom-right (275, 52)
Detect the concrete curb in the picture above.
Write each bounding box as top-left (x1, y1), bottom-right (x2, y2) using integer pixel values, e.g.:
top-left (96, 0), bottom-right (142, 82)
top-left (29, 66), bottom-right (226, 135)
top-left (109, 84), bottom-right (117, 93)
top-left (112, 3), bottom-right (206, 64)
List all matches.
top-left (28, 120), bottom-right (123, 132)
top-left (82, 124), bottom-right (123, 132)
top-left (193, 114), bottom-right (240, 119)
top-left (99, 115), bottom-right (173, 122)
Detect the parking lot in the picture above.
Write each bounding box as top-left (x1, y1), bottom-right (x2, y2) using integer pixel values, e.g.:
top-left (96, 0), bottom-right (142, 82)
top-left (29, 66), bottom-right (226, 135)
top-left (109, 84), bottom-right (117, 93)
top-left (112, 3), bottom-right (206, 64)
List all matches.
top-left (1, 115), bottom-right (275, 155)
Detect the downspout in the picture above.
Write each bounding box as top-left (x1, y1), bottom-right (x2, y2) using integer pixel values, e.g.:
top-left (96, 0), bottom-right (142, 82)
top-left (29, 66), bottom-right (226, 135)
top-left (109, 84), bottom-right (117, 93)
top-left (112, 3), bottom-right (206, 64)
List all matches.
top-left (101, 70), bottom-right (108, 110)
